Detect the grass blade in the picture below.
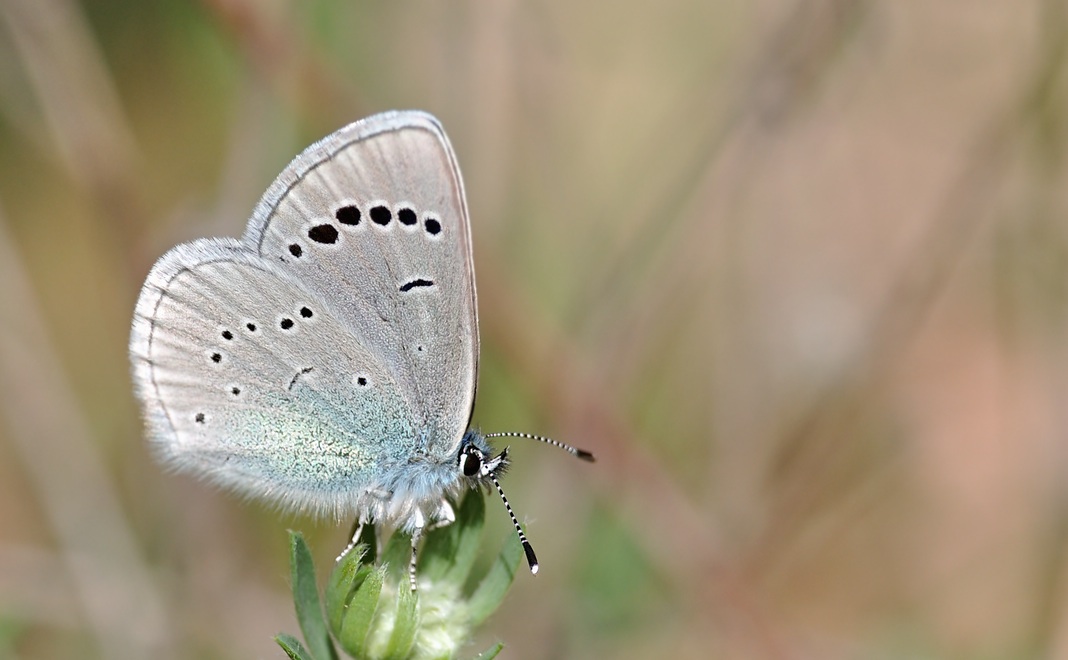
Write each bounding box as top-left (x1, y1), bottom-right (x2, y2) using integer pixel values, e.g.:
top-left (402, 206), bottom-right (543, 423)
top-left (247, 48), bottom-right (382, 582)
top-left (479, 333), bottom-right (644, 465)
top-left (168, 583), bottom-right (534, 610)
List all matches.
top-left (471, 642), bottom-right (504, 659)
top-left (275, 633), bottom-right (316, 660)
top-left (326, 524), bottom-right (376, 635)
top-left (337, 566), bottom-right (384, 657)
top-left (289, 531), bottom-right (337, 660)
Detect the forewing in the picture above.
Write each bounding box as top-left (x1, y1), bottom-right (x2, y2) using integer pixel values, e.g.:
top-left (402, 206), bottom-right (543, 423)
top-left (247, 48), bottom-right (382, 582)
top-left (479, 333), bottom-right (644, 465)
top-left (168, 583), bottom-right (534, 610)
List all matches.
top-left (243, 111), bottom-right (478, 457)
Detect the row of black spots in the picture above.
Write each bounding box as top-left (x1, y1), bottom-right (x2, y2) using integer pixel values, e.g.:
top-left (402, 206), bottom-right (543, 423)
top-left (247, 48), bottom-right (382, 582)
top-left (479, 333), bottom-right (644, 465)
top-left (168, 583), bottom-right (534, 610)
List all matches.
top-left (200, 326), bottom-right (321, 423)
top-left (221, 308), bottom-right (313, 338)
top-left (329, 204), bottom-right (440, 234)
top-left (286, 206), bottom-right (442, 259)
top-left (199, 306), bottom-right (311, 424)
top-left (355, 203), bottom-right (440, 235)
top-left (210, 307), bottom-right (315, 366)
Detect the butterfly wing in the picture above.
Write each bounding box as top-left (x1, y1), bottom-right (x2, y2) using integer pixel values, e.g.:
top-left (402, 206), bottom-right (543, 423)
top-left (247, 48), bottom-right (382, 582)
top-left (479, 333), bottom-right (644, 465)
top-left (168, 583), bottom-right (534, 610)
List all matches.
top-left (129, 112), bottom-right (479, 517)
top-left (245, 111), bottom-right (478, 458)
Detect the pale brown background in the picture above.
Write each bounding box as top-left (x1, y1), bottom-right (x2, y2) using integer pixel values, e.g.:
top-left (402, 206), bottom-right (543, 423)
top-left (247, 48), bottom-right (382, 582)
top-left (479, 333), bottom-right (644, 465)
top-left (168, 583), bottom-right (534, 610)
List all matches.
top-left (1, 1), bottom-right (1067, 658)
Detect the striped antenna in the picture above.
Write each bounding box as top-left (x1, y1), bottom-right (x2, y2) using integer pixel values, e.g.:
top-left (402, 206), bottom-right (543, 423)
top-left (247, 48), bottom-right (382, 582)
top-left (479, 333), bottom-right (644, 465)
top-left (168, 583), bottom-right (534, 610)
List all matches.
top-left (485, 432), bottom-right (595, 462)
top-left (489, 472), bottom-right (539, 574)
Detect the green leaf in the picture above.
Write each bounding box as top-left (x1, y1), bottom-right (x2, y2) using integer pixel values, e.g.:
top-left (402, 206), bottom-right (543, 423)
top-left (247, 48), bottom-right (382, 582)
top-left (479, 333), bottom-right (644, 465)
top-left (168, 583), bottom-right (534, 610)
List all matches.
top-left (282, 499), bottom-right (522, 660)
top-left (337, 565), bottom-right (384, 657)
top-left (419, 492), bottom-right (485, 587)
top-left (326, 524), bottom-right (376, 635)
top-left (289, 531), bottom-right (337, 660)
top-left (275, 632), bottom-right (316, 660)
top-left (383, 581), bottom-right (419, 659)
top-left (466, 529), bottom-right (523, 627)
top-left (471, 642), bottom-right (504, 659)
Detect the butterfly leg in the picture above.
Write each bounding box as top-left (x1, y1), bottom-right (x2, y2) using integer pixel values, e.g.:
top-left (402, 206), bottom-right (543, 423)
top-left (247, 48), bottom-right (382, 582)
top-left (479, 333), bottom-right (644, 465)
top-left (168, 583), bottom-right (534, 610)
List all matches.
top-left (336, 520), bottom-right (363, 563)
top-left (408, 508), bottom-right (426, 592)
top-left (408, 499), bottom-right (458, 591)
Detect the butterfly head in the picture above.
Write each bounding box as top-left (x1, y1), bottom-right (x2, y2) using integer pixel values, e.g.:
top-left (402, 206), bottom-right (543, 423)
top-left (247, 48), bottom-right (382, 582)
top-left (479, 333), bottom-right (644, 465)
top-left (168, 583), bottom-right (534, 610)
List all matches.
top-left (454, 429), bottom-right (594, 577)
top-left (457, 433), bottom-right (510, 481)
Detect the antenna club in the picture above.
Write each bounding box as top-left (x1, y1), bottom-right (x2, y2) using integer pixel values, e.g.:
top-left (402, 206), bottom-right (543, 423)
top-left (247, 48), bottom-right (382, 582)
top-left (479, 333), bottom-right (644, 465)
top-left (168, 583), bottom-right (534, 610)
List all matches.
top-left (523, 542), bottom-right (539, 574)
top-left (485, 431), bottom-right (595, 462)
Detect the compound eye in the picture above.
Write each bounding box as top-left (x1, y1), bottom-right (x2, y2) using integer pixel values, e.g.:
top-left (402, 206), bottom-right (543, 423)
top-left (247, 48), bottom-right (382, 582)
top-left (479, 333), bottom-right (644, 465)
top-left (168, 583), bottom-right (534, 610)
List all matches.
top-left (459, 448), bottom-right (482, 477)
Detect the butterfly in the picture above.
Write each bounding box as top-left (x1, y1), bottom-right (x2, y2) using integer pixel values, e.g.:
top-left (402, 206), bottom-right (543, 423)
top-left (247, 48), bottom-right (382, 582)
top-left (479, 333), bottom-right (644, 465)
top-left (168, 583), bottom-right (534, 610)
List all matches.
top-left (129, 110), bottom-right (593, 589)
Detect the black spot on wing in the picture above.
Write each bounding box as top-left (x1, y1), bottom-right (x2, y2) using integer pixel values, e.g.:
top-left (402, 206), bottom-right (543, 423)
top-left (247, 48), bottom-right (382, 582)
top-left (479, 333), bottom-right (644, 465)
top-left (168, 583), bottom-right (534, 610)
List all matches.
top-left (288, 366), bottom-right (314, 391)
top-left (399, 278), bottom-right (434, 292)
top-left (308, 224), bottom-right (339, 244)
top-left (336, 205), bottom-right (361, 225)
top-left (370, 206), bottom-right (392, 226)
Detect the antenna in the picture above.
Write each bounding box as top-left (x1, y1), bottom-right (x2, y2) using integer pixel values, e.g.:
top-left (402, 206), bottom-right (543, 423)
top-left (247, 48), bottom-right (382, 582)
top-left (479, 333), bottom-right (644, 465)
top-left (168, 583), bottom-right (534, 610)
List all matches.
top-left (489, 471), bottom-right (539, 574)
top-left (480, 431), bottom-right (593, 576)
top-left (485, 431), bottom-right (596, 462)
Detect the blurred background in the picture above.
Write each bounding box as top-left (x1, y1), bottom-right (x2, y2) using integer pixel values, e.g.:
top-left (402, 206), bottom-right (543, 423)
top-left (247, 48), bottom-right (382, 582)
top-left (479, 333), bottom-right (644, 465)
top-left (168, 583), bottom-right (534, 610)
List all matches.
top-left (2, 0), bottom-right (1067, 658)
